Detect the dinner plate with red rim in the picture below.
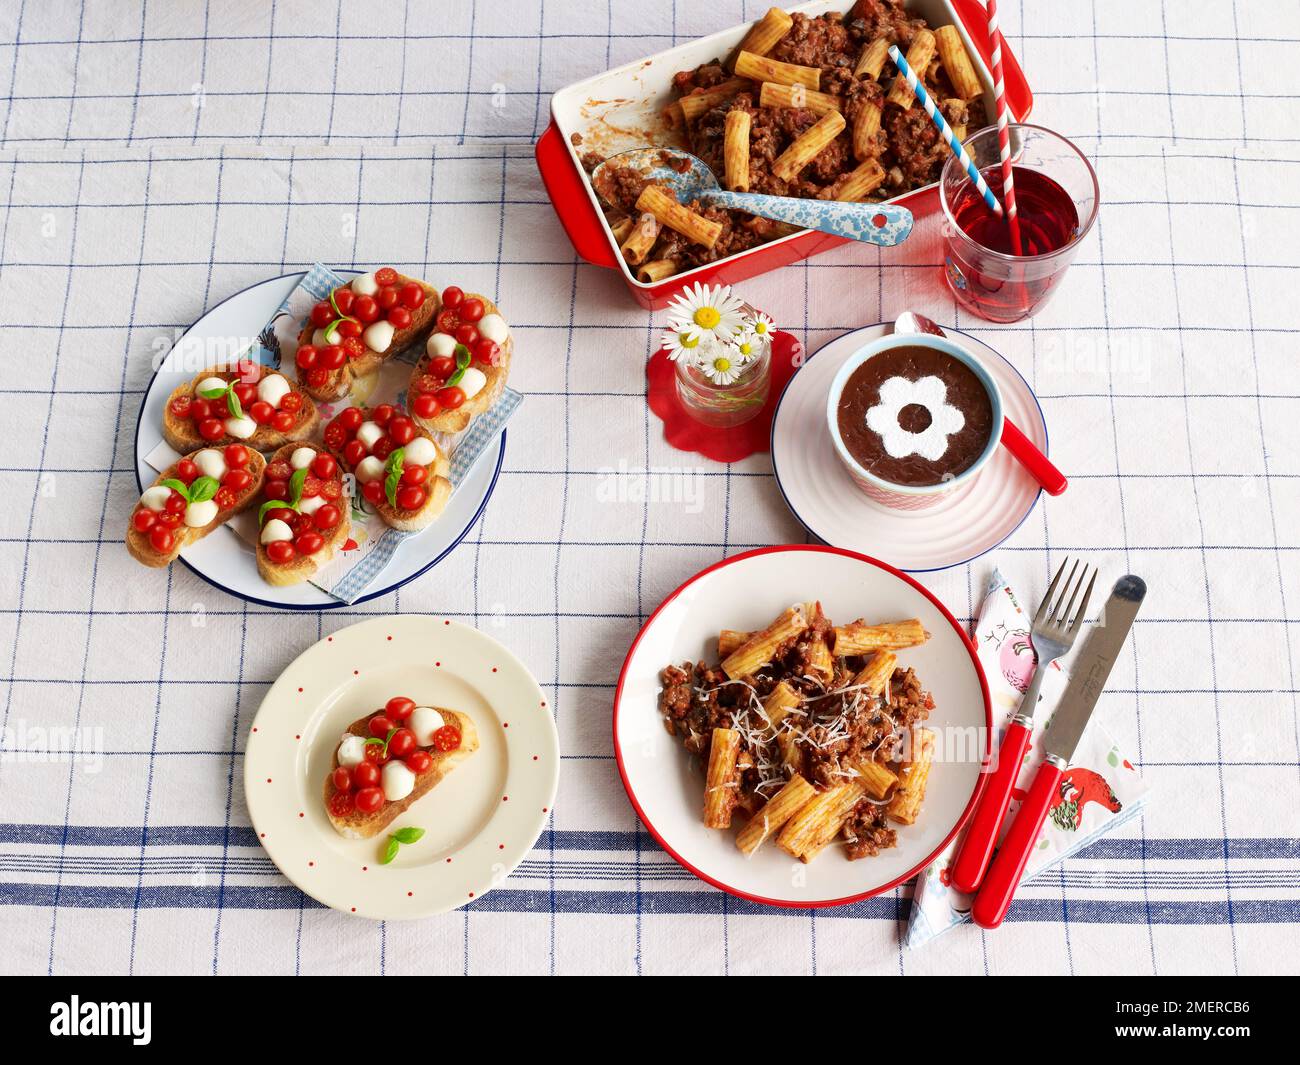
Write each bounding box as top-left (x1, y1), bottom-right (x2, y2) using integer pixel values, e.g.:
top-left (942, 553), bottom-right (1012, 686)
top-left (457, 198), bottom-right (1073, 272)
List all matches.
top-left (245, 615), bottom-right (559, 919)
top-left (132, 270), bottom-right (506, 609)
top-left (613, 545), bottom-right (991, 909)
top-left (770, 323), bottom-right (1046, 572)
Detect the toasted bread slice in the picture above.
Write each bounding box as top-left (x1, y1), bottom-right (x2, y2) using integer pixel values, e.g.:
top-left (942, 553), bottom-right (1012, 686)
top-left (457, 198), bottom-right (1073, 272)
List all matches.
top-left (253, 443), bottom-right (352, 587)
top-left (409, 293), bottom-right (513, 435)
top-left (324, 710), bottom-right (478, 839)
top-left (325, 411), bottom-right (452, 533)
top-left (126, 448), bottom-right (266, 567)
top-left (162, 364), bottom-right (318, 453)
top-left (296, 271), bottom-right (440, 402)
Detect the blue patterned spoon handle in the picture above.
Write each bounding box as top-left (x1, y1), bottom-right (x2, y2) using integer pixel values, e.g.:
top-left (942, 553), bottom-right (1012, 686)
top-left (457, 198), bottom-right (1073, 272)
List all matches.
top-left (699, 189), bottom-right (913, 246)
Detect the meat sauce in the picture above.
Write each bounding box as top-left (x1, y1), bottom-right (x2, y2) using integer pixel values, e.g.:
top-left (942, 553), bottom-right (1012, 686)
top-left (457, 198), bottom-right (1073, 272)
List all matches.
top-left (585, 1), bottom-right (988, 270)
top-left (657, 613), bottom-right (934, 862)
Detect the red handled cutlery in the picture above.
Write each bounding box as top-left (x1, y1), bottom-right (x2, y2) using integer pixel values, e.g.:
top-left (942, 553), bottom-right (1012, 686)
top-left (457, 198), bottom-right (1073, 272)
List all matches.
top-left (951, 558), bottom-right (1096, 894)
top-left (971, 574), bottom-right (1147, 929)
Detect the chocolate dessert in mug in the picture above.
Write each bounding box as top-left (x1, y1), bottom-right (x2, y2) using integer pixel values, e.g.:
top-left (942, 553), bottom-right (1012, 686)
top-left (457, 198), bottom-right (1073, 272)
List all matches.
top-left (826, 335), bottom-right (1004, 511)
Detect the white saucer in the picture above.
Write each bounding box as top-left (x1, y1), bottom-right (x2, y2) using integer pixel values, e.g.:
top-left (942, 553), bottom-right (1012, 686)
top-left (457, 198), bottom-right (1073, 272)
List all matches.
top-left (770, 324), bottom-right (1047, 571)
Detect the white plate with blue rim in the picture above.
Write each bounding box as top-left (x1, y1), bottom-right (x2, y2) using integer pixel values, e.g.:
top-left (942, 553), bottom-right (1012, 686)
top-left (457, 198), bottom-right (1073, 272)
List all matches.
top-left (133, 271), bottom-right (507, 609)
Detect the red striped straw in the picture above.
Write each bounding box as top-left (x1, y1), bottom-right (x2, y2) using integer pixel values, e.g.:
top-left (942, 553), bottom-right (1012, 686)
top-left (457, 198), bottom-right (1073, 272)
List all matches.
top-left (986, 0), bottom-right (1023, 254)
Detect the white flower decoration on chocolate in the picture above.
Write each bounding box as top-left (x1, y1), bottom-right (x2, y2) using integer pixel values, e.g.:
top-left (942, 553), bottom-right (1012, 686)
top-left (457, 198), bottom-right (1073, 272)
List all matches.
top-left (865, 375), bottom-right (965, 461)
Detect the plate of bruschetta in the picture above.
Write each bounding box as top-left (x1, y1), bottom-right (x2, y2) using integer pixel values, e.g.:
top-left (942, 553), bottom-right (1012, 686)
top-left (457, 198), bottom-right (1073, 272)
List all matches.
top-left (245, 615), bottom-right (559, 919)
top-left (131, 268), bottom-right (514, 608)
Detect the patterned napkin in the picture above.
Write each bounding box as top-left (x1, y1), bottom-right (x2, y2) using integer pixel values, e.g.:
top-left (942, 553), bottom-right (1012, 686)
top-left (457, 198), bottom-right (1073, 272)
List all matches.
top-left (904, 569), bottom-right (1151, 948)
top-left (145, 262), bottom-right (522, 603)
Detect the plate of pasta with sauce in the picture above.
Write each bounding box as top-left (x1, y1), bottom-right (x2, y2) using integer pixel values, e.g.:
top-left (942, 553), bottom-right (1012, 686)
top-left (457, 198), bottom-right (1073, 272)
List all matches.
top-left (613, 544), bottom-right (991, 908)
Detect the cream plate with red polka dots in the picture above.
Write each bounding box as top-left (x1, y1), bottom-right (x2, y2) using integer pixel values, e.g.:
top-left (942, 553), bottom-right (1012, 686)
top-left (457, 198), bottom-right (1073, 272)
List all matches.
top-left (245, 615), bottom-right (559, 919)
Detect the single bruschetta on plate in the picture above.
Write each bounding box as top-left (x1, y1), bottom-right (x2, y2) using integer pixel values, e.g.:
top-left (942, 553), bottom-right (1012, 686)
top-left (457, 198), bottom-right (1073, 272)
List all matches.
top-left (408, 289), bottom-right (512, 435)
top-left (162, 362), bottom-right (318, 453)
top-left (294, 267), bottom-right (439, 402)
top-left (127, 444), bottom-right (266, 567)
top-left (323, 403), bottom-right (452, 533)
top-left (254, 442), bottom-right (352, 587)
top-left (324, 697), bottom-right (479, 840)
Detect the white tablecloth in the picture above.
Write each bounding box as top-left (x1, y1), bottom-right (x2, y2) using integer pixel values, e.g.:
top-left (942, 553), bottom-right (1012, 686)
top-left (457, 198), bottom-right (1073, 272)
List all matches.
top-left (0, 1), bottom-right (1297, 975)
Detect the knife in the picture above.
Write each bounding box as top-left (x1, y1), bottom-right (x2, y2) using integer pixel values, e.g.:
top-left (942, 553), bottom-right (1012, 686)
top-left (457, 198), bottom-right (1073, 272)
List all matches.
top-left (971, 575), bottom-right (1146, 929)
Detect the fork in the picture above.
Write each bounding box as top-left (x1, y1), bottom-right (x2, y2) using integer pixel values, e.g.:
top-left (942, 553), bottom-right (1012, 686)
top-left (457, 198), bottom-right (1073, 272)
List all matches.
top-left (950, 558), bottom-right (1097, 894)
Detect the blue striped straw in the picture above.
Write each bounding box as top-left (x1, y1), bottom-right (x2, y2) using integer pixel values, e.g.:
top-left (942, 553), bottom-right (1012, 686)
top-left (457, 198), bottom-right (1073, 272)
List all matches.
top-left (888, 44), bottom-right (1003, 217)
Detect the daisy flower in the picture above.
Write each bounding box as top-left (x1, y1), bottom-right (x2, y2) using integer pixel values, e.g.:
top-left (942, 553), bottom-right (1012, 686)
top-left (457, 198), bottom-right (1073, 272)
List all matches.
top-left (744, 311), bottom-right (776, 352)
top-left (699, 349), bottom-right (741, 385)
top-left (659, 325), bottom-right (711, 362)
top-left (730, 330), bottom-right (763, 365)
top-left (666, 282), bottom-right (746, 342)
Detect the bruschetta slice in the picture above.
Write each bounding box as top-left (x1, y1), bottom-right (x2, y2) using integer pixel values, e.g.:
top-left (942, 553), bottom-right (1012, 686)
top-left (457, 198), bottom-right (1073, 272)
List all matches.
top-left (322, 403), bottom-right (452, 533)
top-left (254, 443), bottom-right (352, 587)
top-left (408, 290), bottom-right (513, 435)
top-left (127, 445), bottom-right (266, 567)
top-left (162, 361), bottom-right (318, 453)
top-left (324, 698), bottom-right (478, 840)
top-left (294, 267), bottom-right (440, 403)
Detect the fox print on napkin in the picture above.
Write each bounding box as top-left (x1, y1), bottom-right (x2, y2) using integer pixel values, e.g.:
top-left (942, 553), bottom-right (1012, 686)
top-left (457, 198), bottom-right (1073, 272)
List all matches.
top-left (904, 569), bottom-right (1151, 948)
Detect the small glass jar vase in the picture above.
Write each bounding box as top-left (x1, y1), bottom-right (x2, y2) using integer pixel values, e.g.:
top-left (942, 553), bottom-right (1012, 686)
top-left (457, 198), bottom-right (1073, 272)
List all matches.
top-left (674, 342), bottom-right (771, 428)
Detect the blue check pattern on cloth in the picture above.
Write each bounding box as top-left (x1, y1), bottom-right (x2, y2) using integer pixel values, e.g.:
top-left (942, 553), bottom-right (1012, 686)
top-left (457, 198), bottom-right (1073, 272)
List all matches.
top-left (0, 1), bottom-right (1299, 975)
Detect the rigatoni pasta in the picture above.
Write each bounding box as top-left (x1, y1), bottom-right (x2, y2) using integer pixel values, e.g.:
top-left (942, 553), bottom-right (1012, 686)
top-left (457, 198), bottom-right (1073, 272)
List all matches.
top-left (658, 599), bottom-right (939, 865)
top-left (771, 110), bottom-right (846, 183)
top-left (704, 727), bottom-right (742, 828)
top-left (886, 27), bottom-right (937, 108)
top-left (732, 7), bottom-right (794, 68)
top-left (723, 109), bottom-right (752, 192)
top-left (934, 25), bottom-right (982, 100)
top-left (734, 50), bottom-right (821, 90)
top-left (583, 2), bottom-right (994, 282)
top-left (758, 82), bottom-right (842, 116)
top-left (634, 184), bottom-right (722, 249)
top-left (833, 618), bottom-right (929, 655)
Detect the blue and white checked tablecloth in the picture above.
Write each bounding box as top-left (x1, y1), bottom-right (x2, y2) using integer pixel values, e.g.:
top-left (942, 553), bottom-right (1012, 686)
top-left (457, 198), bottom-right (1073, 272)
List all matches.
top-left (1, 0), bottom-right (1298, 975)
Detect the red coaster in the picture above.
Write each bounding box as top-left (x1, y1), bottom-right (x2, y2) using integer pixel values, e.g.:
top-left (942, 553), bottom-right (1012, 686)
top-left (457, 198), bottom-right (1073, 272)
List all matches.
top-left (646, 331), bottom-right (803, 464)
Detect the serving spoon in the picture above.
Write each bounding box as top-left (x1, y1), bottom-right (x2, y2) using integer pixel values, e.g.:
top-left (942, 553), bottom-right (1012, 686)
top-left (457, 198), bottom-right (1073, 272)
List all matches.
top-left (894, 311), bottom-right (1068, 495)
top-left (592, 147), bottom-right (914, 246)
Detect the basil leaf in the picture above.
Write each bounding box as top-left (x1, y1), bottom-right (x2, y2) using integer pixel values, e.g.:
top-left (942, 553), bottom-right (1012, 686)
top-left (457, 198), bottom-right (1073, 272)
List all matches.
top-left (445, 343), bottom-right (473, 388)
top-left (188, 476), bottom-right (219, 504)
top-left (198, 386), bottom-right (228, 400)
top-left (380, 837), bottom-right (400, 865)
top-left (159, 478), bottom-right (191, 503)
top-left (383, 447), bottom-right (404, 509)
top-left (288, 466), bottom-right (308, 507)
top-left (380, 726), bottom-right (399, 758)
top-left (258, 499), bottom-right (291, 526)
top-left (363, 737), bottom-right (384, 746)
top-left (391, 827), bottom-right (425, 845)
top-left (226, 388), bottom-right (244, 420)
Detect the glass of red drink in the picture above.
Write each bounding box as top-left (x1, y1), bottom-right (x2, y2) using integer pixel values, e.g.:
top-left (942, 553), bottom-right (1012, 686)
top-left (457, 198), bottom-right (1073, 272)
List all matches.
top-left (940, 124), bottom-right (1098, 323)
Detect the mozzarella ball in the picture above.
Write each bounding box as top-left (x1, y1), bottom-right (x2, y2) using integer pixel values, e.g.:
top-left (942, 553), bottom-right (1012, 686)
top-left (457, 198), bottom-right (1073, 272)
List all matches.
top-left (259, 518), bottom-right (293, 544)
top-left (355, 456), bottom-right (385, 484)
top-left (381, 761), bottom-right (416, 802)
top-left (402, 437), bottom-right (436, 468)
top-left (184, 499), bottom-right (219, 528)
top-left (409, 707), bottom-right (446, 747)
